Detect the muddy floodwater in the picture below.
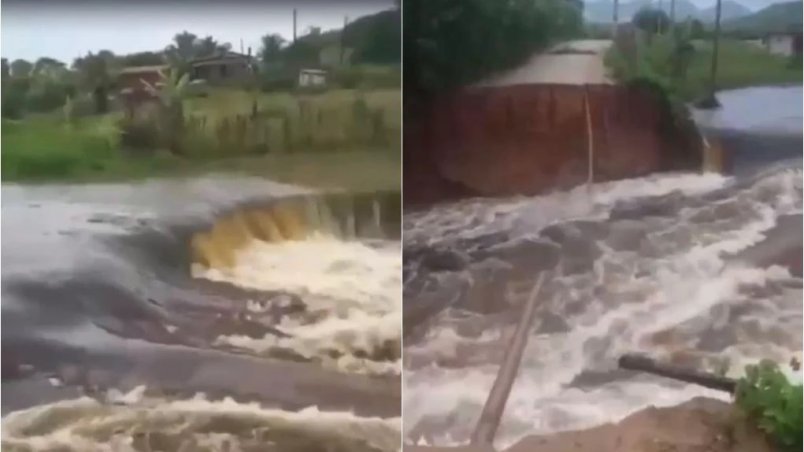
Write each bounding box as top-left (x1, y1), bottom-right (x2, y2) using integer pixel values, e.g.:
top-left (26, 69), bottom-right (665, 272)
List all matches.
top-left (402, 86), bottom-right (803, 448)
top-left (1, 176), bottom-right (401, 452)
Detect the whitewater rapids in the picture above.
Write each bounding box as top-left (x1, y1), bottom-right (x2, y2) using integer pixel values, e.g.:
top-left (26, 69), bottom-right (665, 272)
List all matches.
top-left (403, 166), bottom-right (802, 448)
top-left (1, 177), bottom-right (401, 451)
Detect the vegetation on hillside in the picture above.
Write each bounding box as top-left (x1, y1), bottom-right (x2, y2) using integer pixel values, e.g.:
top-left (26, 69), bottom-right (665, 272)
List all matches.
top-left (583, 0), bottom-right (753, 24)
top-left (343, 9), bottom-right (401, 65)
top-left (605, 11), bottom-right (801, 103)
top-left (404, 0), bottom-right (582, 97)
top-left (724, 0), bottom-right (803, 33)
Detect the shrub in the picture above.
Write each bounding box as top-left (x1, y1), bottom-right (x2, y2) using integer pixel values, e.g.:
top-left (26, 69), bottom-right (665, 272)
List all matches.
top-left (119, 115), bottom-right (160, 151)
top-left (333, 65), bottom-right (401, 89)
top-left (25, 80), bottom-right (71, 113)
top-left (1, 119), bottom-right (117, 179)
top-left (735, 360), bottom-right (803, 451)
top-left (2, 88), bottom-right (26, 119)
top-left (404, 0), bottom-right (582, 95)
top-left (259, 67), bottom-right (296, 93)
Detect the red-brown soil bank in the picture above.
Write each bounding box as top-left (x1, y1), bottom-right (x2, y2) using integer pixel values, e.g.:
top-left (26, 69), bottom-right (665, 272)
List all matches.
top-left (404, 83), bottom-right (702, 208)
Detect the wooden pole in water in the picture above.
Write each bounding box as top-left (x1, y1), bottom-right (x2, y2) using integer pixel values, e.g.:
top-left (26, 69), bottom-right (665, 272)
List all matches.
top-left (619, 354), bottom-right (737, 393)
top-left (471, 272), bottom-right (547, 446)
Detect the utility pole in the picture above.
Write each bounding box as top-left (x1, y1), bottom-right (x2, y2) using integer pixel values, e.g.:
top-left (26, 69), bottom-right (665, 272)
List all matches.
top-left (704, 0), bottom-right (723, 107)
top-left (340, 16), bottom-right (349, 66)
top-left (293, 9), bottom-right (298, 43)
top-left (612, 0), bottom-right (619, 39)
top-left (658, 0), bottom-right (664, 33)
top-left (670, 0), bottom-right (676, 24)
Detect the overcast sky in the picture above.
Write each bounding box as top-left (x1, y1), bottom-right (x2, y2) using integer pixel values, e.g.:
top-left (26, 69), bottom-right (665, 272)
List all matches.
top-left (585, 0), bottom-right (776, 11)
top-left (0, 0), bottom-right (783, 63)
top-left (1, 0), bottom-right (394, 64)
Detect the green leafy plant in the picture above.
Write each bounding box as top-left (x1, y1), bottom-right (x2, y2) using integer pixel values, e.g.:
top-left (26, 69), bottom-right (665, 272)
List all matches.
top-left (734, 360), bottom-right (803, 451)
top-left (140, 67), bottom-right (190, 154)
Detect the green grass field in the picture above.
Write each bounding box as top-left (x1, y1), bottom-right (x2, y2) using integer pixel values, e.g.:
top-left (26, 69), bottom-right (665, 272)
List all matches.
top-left (2, 88), bottom-right (400, 189)
top-left (681, 39), bottom-right (802, 99)
top-left (183, 88), bottom-right (401, 155)
top-left (606, 35), bottom-right (801, 102)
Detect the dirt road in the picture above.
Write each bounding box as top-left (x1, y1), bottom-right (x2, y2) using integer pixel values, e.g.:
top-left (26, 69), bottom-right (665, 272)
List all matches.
top-left (476, 39), bottom-right (613, 87)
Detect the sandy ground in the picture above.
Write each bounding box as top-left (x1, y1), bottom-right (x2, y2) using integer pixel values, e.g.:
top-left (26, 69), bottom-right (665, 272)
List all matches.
top-left (475, 40), bottom-right (613, 87)
top-left (404, 397), bottom-right (774, 452)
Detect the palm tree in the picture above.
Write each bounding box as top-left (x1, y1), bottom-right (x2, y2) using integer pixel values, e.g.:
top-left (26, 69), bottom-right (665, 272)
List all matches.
top-left (165, 31), bottom-right (199, 75)
top-left (196, 36), bottom-right (218, 57)
top-left (142, 67), bottom-right (190, 154)
top-left (195, 36), bottom-right (230, 58)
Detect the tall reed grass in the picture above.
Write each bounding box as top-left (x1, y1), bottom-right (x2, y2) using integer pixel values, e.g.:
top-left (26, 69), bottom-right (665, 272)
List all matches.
top-left (177, 88), bottom-right (400, 156)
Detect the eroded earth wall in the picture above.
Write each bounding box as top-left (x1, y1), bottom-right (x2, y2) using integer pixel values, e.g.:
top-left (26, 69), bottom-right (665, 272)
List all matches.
top-left (404, 83), bottom-right (702, 207)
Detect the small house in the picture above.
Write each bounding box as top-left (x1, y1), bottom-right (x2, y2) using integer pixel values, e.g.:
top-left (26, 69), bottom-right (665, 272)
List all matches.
top-left (763, 31), bottom-right (803, 57)
top-left (117, 65), bottom-right (167, 112)
top-left (189, 51), bottom-right (254, 85)
top-left (117, 65), bottom-right (167, 94)
top-left (298, 69), bottom-right (327, 87)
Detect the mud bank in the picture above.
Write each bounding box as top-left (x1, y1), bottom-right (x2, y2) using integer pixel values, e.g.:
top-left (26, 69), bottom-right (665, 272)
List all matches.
top-left (404, 397), bottom-right (774, 452)
top-left (404, 83), bottom-right (701, 208)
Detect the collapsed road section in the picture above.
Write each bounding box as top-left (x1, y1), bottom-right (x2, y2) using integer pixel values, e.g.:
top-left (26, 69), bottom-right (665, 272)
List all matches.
top-left (404, 40), bottom-right (704, 208)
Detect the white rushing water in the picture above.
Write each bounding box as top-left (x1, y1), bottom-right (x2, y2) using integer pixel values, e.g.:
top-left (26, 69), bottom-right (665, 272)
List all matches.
top-left (403, 168), bottom-right (802, 448)
top-left (198, 234), bottom-right (402, 376)
top-left (1, 184), bottom-right (402, 451)
top-left (1, 386), bottom-right (400, 452)
top-left (3, 231), bottom-right (402, 451)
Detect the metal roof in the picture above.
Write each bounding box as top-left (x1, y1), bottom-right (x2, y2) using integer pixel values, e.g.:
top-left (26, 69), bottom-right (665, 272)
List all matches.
top-left (118, 65), bottom-right (168, 75)
top-left (190, 52), bottom-right (251, 65)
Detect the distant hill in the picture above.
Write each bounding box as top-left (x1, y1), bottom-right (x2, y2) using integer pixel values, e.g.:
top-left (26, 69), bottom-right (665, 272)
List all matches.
top-left (281, 8), bottom-right (400, 68)
top-left (343, 9), bottom-right (401, 65)
top-left (699, 1), bottom-right (753, 22)
top-left (583, 0), bottom-right (751, 23)
top-left (724, 0), bottom-right (803, 32)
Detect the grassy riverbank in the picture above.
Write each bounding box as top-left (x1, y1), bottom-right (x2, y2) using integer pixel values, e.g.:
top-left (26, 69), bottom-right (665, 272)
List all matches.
top-left (681, 39), bottom-right (802, 99)
top-left (1, 88), bottom-right (400, 191)
top-left (606, 35), bottom-right (801, 102)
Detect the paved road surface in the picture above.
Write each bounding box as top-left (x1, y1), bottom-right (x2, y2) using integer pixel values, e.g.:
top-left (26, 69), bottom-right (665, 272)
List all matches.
top-left (476, 39), bottom-right (613, 87)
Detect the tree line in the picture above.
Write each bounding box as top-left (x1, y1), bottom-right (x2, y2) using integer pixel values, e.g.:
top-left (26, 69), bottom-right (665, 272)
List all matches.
top-left (2, 7), bottom-right (401, 119)
top-left (404, 0), bottom-right (583, 98)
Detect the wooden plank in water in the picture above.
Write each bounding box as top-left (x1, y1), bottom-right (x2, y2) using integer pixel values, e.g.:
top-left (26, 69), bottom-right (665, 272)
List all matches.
top-left (470, 272), bottom-right (548, 446)
top-left (618, 353), bottom-right (737, 393)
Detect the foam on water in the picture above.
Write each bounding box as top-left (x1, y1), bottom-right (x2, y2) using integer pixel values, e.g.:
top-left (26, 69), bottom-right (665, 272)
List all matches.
top-left (403, 168), bottom-right (802, 448)
top-left (199, 234), bottom-right (401, 376)
top-left (404, 172), bottom-right (729, 248)
top-left (1, 386), bottom-right (400, 452)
